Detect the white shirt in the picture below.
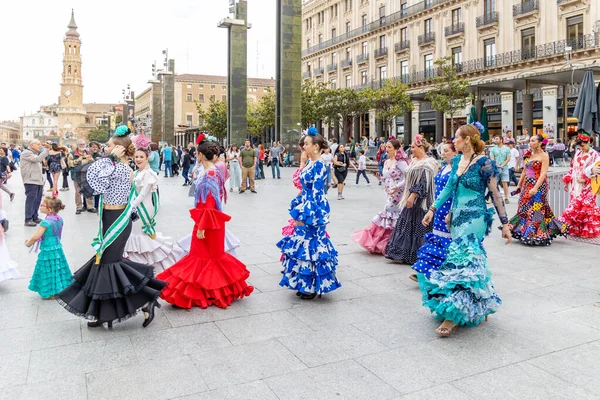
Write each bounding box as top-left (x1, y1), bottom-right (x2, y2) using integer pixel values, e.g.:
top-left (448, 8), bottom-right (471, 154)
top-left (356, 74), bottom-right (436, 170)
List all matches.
top-left (330, 143), bottom-right (338, 155)
top-left (358, 155), bottom-right (367, 170)
top-left (227, 151), bottom-right (240, 163)
top-left (508, 148), bottom-right (519, 169)
top-left (321, 153), bottom-right (333, 167)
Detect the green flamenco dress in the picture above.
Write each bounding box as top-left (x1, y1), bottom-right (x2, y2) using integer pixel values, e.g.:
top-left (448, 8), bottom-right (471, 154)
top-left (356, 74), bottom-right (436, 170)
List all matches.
top-left (418, 156), bottom-right (507, 327)
top-left (28, 216), bottom-right (74, 299)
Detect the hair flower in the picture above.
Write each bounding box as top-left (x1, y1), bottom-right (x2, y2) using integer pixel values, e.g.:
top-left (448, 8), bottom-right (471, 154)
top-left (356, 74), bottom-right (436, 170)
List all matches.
top-left (115, 125), bottom-right (130, 137)
top-left (307, 126), bottom-right (318, 136)
top-left (472, 121), bottom-right (485, 134)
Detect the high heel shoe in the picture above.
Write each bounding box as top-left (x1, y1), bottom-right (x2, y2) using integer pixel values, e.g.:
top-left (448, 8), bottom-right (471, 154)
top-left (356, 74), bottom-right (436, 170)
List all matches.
top-left (87, 320), bottom-right (113, 329)
top-left (142, 300), bottom-right (161, 328)
top-left (300, 293), bottom-right (321, 300)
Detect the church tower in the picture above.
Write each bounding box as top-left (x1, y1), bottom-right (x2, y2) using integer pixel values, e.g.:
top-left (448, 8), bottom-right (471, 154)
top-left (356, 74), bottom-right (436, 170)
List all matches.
top-left (57, 10), bottom-right (87, 141)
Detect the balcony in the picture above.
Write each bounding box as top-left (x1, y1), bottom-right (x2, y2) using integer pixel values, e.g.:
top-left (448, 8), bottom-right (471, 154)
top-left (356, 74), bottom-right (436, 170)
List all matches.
top-left (374, 47), bottom-right (388, 59)
top-left (394, 40), bottom-right (410, 53)
top-left (418, 32), bottom-right (435, 46)
top-left (341, 58), bottom-right (352, 68)
top-left (557, 0), bottom-right (585, 7)
top-left (302, 71), bottom-right (311, 79)
top-left (314, 67), bottom-right (324, 76)
top-left (476, 12), bottom-right (499, 29)
top-left (444, 22), bottom-right (464, 37)
top-left (356, 53), bottom-right (369, 64)
top-left (513, 0), bottom-right (539, 18)
top-left (327, 63), bottom-right (338, 72)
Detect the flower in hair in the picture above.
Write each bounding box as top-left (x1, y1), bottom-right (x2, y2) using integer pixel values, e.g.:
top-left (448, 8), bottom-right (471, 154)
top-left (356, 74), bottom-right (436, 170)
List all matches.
top-left (472, 121), bottom-right (485, 134)
top-left (307, 126), bottom-right (318, 136)
top-left (196, 132), bottom-right (218, 144)
top-left (132, 134), bottom-right (150, 150)
top-left (115, 125), bottom-right (130, 137)
top-left (413, 135), bottom-right (423, 147)
top-left (196, 133), bottom-right (206, 145)
top-left (577, 131), bottom-right (591, 142)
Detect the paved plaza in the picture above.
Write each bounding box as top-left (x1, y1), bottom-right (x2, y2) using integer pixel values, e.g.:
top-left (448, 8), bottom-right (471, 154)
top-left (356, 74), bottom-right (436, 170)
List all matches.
top-left (1, 167), bottom-right (599, 400)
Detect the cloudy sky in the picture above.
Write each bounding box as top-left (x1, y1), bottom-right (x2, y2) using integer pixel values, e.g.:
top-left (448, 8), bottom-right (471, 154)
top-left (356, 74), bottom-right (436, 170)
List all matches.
top-left (0, 0), bottom-right (276, 121)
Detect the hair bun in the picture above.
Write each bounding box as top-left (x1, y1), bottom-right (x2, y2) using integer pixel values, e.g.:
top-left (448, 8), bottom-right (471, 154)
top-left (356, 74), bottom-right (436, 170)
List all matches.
top-left (127, 143), bottom-right (136, 156)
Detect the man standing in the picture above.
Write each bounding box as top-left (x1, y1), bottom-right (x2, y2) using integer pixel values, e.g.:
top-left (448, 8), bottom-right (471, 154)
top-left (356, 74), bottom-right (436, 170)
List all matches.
top-left (506, 140), bottom-right (520, 187)
top-left (162, 145), bottom-right (173, 177)
top-left (68, 139), bottom-right (95, 215)
top-left (240, 139), bottom-right (257, 193)
top-left (490, 134), bottom-right (512, 203)
top-left (269, 141), bottom-right (282, 179)
top-left (20, 140), bottom-right (48, 226)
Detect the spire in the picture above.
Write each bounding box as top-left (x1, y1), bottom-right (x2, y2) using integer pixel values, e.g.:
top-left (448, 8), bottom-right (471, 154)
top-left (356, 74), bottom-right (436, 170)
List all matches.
top-left (66, 9), bottom-right (80, 38)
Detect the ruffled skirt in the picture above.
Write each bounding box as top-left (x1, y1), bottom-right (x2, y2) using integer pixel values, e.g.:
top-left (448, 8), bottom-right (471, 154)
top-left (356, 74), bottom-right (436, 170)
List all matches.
top-left (177, 228), bottom-right (241, 257)
top-left (352, 223), bottom-right (391, 254)
top-left (277, 224), bottom-right (341, 295)
top-left (412, 231), bottom-right (452, 278)
top-left (157, 253), bottom-right (254, 309)
top-left (124, 230), bottom-right (187, 271)
top-left (384, 207), bottom-right (431, 264)
top-left (561, 191), bottom-right (600, 238)
top-left (28, 244), bottom-right (73, 298)
top-left (0, 238), bottom-right (19, 283)
top-left (418, 234), bottom-right (501, 327)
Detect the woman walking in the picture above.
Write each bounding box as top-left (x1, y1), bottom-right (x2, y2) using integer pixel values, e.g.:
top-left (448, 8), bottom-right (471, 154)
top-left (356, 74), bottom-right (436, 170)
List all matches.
top-left (384, 135), bottom-right (438, 264)
top-left (509, 134), bottom-right (568, 245)
top-left (44, 144), bottom-right (64, 198)
top-left (333, 144), bottom-right (350, 200)
top-left (226, 144), bottom-right (241, 192)
top-left (57, 126), bottom-right (166, 329)
top-left (258, 144), bottom-right (266, 179)
top-left (278, 130), bottom-right (341, 299)
top-left (561, 131), bottom-right (600, 238)
top-left (0, 148), bottom-right (15, 202)
top-left (352, 139), bottom-right (408, 254)
top-left (420, 124), bottom-right (511, 337)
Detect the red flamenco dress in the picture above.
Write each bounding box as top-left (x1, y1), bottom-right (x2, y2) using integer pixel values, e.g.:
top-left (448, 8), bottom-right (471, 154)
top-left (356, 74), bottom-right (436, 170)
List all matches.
top-left (157, 167), bottom-right (253, 308)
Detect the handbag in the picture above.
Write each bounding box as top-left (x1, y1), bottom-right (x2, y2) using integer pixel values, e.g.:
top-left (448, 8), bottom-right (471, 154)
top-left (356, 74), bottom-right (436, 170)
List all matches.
top-left (591, 160), bottom-right (600, 195)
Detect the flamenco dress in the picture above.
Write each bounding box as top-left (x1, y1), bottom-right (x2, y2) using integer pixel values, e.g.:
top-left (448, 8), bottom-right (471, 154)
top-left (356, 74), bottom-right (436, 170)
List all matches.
top-left (157, 167), bottom-right (253, 309)
top-left (123, 168), bottom-right (186, 271)
top-left (57, 158), bottom-right (166, 324)
top-left (385, 157), bottom-right (438, 264)
top-left (352, 158), bottom-right (408, 254)
top-left (28, 216), bottom-right (73, 298)
top-left (0, 220), bottom-right (19, 283)
top-left (419, 156), bottom-right (504, 327)
top-left (277, 160), bottom-right (341, 295)
top-left (412, 164), bottom-right (453, 278)
top-left (561, 149), bottom-right (600, 238)
top-left (509, 158), bottom-right (568, 245)
top-left (281, 168), bottom-right (304, 236)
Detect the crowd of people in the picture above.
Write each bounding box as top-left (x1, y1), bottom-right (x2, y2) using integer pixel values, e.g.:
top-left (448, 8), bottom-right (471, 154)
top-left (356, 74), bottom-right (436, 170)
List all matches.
top-left (0, 123), bottom-right (599, 337)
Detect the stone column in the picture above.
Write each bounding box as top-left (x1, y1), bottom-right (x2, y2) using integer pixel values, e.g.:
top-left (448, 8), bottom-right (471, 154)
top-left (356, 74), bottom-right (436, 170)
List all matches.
top-left (229, 1), bottom-right (248, 146)
top-left (522, 93), bottom-right (534, 135)
top-left (403, 110), bottom-right (412, 144)
top-left (163, 60), bottom-right (175, 144)
top-left (501, 93), bottom-right (513, 135)
top-left (150, 80), bottom-right (162, 143)
top-left (276, 0), bottom-right (302, 155)
top-left (435, 110), bottom-right (444, 142)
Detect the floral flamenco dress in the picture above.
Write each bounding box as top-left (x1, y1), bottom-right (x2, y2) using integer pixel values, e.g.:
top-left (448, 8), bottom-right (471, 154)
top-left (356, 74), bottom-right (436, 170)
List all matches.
top-left (509, 157), bottom-right (568, 245)
top-left (419, 156), bottom-right (506, 327)
top-left (562, 148), bottom-right (600, 238)
top-left (352, 158), bottom-right (408, 254)
top-left (28, 216), bottom-right (73, 298)
top-left (157, 166), bottom-right (254, 309)
top-left (277, 160), bottom-right (341, 295)
top-left (412, 164), bottom-right (453, 278)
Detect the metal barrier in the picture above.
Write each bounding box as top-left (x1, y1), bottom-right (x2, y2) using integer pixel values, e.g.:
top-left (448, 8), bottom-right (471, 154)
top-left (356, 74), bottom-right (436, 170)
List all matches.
top-left (547, 170), bottom-right (600, 217)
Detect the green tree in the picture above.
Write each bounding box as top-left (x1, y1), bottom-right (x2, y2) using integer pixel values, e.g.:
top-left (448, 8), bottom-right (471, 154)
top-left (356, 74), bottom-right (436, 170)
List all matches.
top-left (369, 80), bottom-right (413, 137)
top-left (248, 89), bottom-right (276, 140)
top-left (115, 114), bottom-right (123, 125)
top-left (301, 80), bottom-right (326, 128)
top-left (197, 99), bottom-right (227, 140)
top-left (88, 125), bottom-right (110, 143)
top-left (425, 56), bottom-right (472, 135)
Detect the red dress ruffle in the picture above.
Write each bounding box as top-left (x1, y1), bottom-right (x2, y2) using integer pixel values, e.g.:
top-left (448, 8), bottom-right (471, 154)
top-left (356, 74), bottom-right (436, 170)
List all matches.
top-left (562, 192), bottom-right (600, 238)
top-left (352, 223), bottom-right (391, 254)
top-left (157, 195), bottom-right (253, 308)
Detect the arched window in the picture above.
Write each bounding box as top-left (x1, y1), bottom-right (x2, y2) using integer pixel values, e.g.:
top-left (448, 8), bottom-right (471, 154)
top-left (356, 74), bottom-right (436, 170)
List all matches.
top-left (74, 46), bottom-right (77, 54)
top-left (68, 65), bottom-right (71, 74)
top-left (68, 45), bottom-right (72, 54)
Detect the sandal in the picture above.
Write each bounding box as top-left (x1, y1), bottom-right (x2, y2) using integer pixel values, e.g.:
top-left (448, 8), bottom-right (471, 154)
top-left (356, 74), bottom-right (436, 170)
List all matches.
top-left (435, 321), bottom-right (457, 338)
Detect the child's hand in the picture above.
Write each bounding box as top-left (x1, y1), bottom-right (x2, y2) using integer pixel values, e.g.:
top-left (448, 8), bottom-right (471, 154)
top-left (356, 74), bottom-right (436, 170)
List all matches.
top-left (24, 240), bottom-right (32, 247)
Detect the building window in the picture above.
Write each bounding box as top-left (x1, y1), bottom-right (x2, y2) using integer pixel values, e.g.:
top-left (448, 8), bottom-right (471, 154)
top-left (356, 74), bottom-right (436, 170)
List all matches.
top-left (68, 65), bottom-right (71, 74)
top-left (186, 93), bottom-right (193, 102)
top-left (484, 38), bottom-right (496, 67)
top-left (362, 14), bottom-right (367, 27)
top-left (346, 75), bottom-right (351, 88)
top-left (362, 41), bottom-right (368, 55)
top-left (345, 0), bottom-right (351, 12)
top-left (346, 47), bottom-right (351, 60)
top-left (186, 114), bottom-right (193, 126)
top-left (484, 0), bottom-right (495, 14)
top-left (222, 85), bottom-right (227, 90)
top-left (361, 70), bottom-right (368, 85)
top-left (452, 47), bottom-right (462, 71)
top-left (307, 39), bottom-right (311, 48)
top-left (425, 54), bottom-right (434, 78)
top-left (199, 94), bottom-right (205, 102)
top-left (567, 15), bottom-right (584, 49)
top-left (330, 79), bottom-right (337, 89)
top-left (451, 8), bottom-right (461, 25)
top-left (211, 85), bottom-right (215, 90)
top-left (400, 1), bottom-right (408, 16)
top-left (379, 65), bottom-right (387, 81)
top-left (379, 35), bottom-right (386, 49)
top-left (199, 84), bottom-right (204, 89)
top-left (186, 84), bottom-right (192, 89)
top-left (424, 18), bottom-right (432, 34)
top-left (318, 34), bottom-right (323, 43)
top-left (331, 28), bottom-right (336, 38)
top-left (346, 21), bottom-right (351, 33)
top-left (379, 6), bottom-right (385, 23)
top-left (210, 94), bottom-right (216, 101)
top-left (400, 60), bottom-right (409, 83)
top-left (331, 52), bottom-right (337, 64)
top-left (318, 57), bottom-right (323, 68)
top-left (222, 94), bottom-right (227, 101)
top-left (400, 27), bottom-right (408, 42)
top-left (521, 28), bottom-right (536, 59)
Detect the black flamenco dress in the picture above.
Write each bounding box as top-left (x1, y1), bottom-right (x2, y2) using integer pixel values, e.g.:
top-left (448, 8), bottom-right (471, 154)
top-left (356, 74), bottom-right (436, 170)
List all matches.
top-left (57, 158), bottom-right (166, 324)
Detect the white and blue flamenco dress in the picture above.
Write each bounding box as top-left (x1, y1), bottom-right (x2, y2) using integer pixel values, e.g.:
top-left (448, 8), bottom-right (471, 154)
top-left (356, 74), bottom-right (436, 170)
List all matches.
top-left (277, 160), bottom-right (341, 296)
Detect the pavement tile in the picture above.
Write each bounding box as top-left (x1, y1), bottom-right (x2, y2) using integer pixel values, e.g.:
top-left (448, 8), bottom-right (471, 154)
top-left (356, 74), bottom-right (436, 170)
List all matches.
top-left (0, 320), bottom-right (81, 356)
top-left (0, 375), bottom-right (87, 400)
top-left (398, 384), bottom-right (474, 400)
top-left (265, 359), bottom-right (399, 400)
top-left (79, 307), bottom-right (172, 342)
top-left (334, 265), bottom-right (372, 281)
top-left (86, 355), bottom-right (208, 400)
top-left (0, 277), bottom-right (30, 293)
top-left (351, 290), bottom-right (422, 319)
top-left (190, 339), bottom-right (306, 390)
top-left (162, 300), bottom-right (249, 328)
top-left (175, 380), bottom-right (278, 400)
top-left (0, 305), bottom-right (38, 330)
top-left (246, 275), bottom-right (287, 293)
top-left (237, 289), bottom-right (307, 315)
top-left (35, 301), bottom-right (80, 325)
top-left (288, 299), bottom-right (382, 329)
top-left (555, 305), bottom-right (600, 331)
top-left (215, 310), bottom-right (308, 345)
top-left (0, 352), bottom-right (30, 389)
top-left (527, 282), bottom-right (599, 308)
top-left (498, 291), bottom-right (572, 318)
top-left (353, 273), bottom-right (413, 294)
top-left (0, 291), bottom-right (43, 310)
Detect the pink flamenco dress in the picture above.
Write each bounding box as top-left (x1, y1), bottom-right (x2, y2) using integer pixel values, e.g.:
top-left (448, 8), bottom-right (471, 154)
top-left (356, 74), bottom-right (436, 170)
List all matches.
top-left (352, 158), bottom-right (408, 254)
top-left (157, 167), bottom-right (253, 309)
top-left (561, 148), bottom-right (600, 238)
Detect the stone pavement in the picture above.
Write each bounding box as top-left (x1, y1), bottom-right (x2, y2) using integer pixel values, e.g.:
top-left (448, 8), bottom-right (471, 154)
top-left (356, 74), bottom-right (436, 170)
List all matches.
top-left (1, 166), bottom-right (599, 400)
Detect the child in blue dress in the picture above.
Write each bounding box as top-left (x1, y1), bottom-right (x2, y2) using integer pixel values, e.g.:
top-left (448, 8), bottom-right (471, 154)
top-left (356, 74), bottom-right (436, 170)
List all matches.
top-left (26, 197), bottom-right (73, 299)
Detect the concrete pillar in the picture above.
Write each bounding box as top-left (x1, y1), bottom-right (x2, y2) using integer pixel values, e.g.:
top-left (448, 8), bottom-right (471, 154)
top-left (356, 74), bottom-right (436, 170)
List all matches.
top-left (435, 110), bottom-right (444, 143)
top-left (150, 80), bottom-right (162, 143)
top-left (542, 88), bottom-right (558, 139)
top-left (227, 1), bottom-right (249, 146)
top-left (475, 99), bottom-right (483, 123)
top-left (403, 110), bottom-right (412, 144)
top-left (501, 93), bottom-right (513, 135)
top-left (276, 0), bottom-right (302, 155)
top-left (163, 60), bottom-right (175, 144)
top-left (522, 93), bottom-right (534, 135)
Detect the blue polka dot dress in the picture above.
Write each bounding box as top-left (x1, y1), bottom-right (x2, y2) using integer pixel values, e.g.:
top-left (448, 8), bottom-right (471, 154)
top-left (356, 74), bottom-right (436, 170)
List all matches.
top-left (412, 164), bottom-right (453, 278)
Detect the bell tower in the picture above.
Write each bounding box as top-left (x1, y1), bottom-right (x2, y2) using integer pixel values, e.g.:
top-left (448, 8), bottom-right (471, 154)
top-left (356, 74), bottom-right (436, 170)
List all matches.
top-left (57, 9), bottom-right (86, 141)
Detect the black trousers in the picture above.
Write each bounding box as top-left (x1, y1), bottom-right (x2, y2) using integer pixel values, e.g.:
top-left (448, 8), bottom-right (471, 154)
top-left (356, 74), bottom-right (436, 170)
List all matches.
top-left (24, 184), bottom-right (43, 222)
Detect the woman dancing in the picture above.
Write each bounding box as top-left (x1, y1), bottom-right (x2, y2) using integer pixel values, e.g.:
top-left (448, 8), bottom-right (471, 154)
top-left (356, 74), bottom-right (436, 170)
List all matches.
top-left (57, 126), bottom-right (166, 329)
top-left (385, 135), bottom-right (438, 264)
top-left (410, 141), bottom-right (458, 281)
top-left (509, 134), bottom-right (567, 245)
top-left (123, 136), bottom-right (186, 270)
top-left (157, 135), bottom-right (253, 309)
top-left (561, 131), bottom-right (600, 238)
top-left (420, 124), bottom-right (511, 337)
top-left (277, 131), bottom-right (341, 299)
top-left (352, 139), bottom-right (408, 254)
top-left (44, 144), bottom-right (64, 198)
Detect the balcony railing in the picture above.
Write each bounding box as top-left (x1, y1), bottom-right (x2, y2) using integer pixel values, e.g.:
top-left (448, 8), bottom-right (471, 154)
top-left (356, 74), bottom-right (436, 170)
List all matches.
top-left (314, 67), bottom-right (324, 76)
top-left (341, 58), bottom-right (352, 68)
top-left (418, 32), bottom-right (435, 45)
top-left (356, 53), bottom-right (369, 64)
top-left (327, 63), bottom-right (338, 72)
top-left (374, 47), bottom-right (388, 58)
top-left (394, 40), bottom-right (410, 52)
top-left (476, 12), bottom-right (499, 28)
top-left (302, 71), bottom-right (311, 79)
top-left (513, 0), bottom-right (539, 17)
top-left (444, 22), bottom-right (464, 37)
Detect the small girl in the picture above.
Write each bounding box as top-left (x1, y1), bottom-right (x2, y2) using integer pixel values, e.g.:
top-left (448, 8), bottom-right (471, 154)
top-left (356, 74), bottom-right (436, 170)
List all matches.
top-left (26, 196), bottom-right (73, 299)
